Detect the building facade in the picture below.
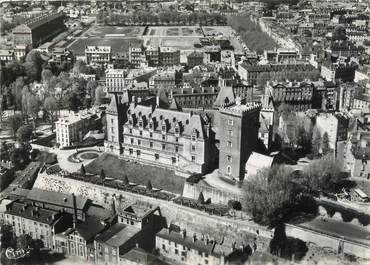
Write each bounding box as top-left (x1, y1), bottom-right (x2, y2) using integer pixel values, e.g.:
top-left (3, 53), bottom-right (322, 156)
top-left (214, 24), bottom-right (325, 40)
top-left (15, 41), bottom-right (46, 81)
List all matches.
top-left (218, 102), bottom-right (261, 181)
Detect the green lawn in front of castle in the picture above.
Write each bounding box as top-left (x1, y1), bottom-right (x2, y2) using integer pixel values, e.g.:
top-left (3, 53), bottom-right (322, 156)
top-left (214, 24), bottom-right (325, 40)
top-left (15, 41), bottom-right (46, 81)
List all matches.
top-left (85, 153), bottom-right (185, 194)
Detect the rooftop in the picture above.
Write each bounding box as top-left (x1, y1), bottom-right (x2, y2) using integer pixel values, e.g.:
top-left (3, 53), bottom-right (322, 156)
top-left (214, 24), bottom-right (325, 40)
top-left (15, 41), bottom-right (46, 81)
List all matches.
top-left (219, 102), bottom-right (262, 116)
top-left (95, 223), bottom-right (140, 247)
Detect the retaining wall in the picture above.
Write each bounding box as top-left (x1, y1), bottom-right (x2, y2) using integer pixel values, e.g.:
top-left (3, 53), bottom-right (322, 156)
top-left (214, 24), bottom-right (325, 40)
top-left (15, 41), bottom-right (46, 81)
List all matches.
top-left (33, 173), bottom-right (273, 251)
top-left (285, 224), bottom-right (370, 259)
top-left (182, 182), bottom-right (241, 204)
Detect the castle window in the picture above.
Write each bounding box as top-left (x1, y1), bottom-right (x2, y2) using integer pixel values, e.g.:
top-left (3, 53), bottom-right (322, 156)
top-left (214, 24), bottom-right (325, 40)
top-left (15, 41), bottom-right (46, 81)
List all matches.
top-left (228, 119), bottom-right (233, 126)
top-left (175, 137), bottom-right (179, 142)
top-left (130, 138), bottom-right (134, 144)
top-left (162, 135), bottom-right (166, 141)
top-left (138, 140), bottom-right (141, 145)
top-left (191, 144), bottom-right (196, 151)
top-left (227, 141), bottom-right (232, 147)
top-left (191, 156), bottom-right (196, 162)
top-left (175, 146), bottom-right (179, 153)
top-left (150, 132), bottom-right (153, 138)
top-left (228, 130), bottom-right (233, 136)
top-left (227, 155), bottom-right (232, 162)
top-left (162, 144), bottom-right (166, 150)
top-left (227, 166), bottom-right (231, 175)
top-left (138, 120), bottom-right (143, 128)
top-left (155, 154), bottom-right (159, 160)
top-left (136, 150), bottom-right (141, 156)
top-left (150, 142), bottom-right (153, 148)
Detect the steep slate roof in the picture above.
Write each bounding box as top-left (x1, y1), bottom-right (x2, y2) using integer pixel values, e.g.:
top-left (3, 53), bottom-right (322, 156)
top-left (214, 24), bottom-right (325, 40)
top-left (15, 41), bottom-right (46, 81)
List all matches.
top-left (107, 94), bottom-right (119, 113)
top-left (213, 86), bottom-right (235, 108)
top-left (127, 102), bottom-right (209, 138)
top-left (122, 247), bottom-right (171, 265)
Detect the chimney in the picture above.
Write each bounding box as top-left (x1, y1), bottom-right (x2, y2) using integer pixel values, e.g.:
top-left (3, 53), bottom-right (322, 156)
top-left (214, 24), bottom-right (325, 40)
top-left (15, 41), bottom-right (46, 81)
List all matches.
top-left (72, 193), bottom-right (78, 228)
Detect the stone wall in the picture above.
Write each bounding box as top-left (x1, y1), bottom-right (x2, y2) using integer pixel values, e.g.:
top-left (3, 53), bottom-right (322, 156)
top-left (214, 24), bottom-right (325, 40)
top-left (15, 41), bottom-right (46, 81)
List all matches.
top-left (182, 182), bottom-right (241, 204)
top-left (33, 173), bottom-right (272, 252)
top-left (285, 224), bottom-right (370, 259)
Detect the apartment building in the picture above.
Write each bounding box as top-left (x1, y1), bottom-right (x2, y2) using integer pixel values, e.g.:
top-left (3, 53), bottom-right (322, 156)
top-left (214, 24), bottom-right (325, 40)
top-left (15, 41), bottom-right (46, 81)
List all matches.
top-left (159, 47), bottom-right (180, 66)
top-left (106, 69), bottom-right (126, 93)
top-left (85, 46), bottom-right (111, 65)
top-left (55, 110), bottom-right (101, 148)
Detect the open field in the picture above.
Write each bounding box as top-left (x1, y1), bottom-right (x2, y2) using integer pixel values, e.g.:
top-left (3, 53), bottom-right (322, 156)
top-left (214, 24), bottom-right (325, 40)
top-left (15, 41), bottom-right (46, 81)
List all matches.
top-left (83, 25), bottom-right (145, 38)
top-left (85, 153), bottom-right (185, 194)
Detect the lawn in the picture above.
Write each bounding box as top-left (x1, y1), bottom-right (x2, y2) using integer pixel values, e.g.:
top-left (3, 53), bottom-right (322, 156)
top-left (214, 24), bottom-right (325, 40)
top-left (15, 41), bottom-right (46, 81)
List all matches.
top-left (85, 153), bottom-right (185, 194)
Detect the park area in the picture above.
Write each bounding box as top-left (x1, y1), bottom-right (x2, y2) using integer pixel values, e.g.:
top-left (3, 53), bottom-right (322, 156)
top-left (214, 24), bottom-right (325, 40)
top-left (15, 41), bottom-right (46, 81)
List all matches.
top-left (85, 153), bottom-right (185, 194)
top-left (67, 25), bottom-right (145, 55)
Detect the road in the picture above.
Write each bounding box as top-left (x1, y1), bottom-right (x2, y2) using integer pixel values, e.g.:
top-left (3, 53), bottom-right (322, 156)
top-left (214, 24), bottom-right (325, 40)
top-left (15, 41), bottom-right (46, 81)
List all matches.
top-left (298, 216), bottom-right (370, 246)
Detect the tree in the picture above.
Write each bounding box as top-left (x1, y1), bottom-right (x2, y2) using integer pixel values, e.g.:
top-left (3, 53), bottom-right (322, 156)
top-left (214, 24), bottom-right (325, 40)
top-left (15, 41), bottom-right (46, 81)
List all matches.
top-left (10, 147), bottom-right (30, 169)
top-left (94, 86), bottom-right (106, 106)
top-left (80, 164), bottom-right (86, 175)
top-left (41, 68), bottom-right (53, 85)
top-left (17, 125), bottom-right (33, 143)
top-left (311, 130), bottom-right (321, 157)
top-left (123, 175), bottom-right (129, 185)
top-left (1, 225), bottom-right (15, 249)
top-left (322, 132), bottom-right (331, 155)
top-left (302, 155), bottom-right (346, 192)
top-left (8, 114), bottom-right (23, 139)
top-left (197, 191), bottom-right (205, 204)
top-left (64, 92), bottom-right (80, 112)
top-left (23, 50), bottom-right (43, 81)
top-left (73, 60), bottom-right (88, 76)
top-left (146, 180), bottom-right (153, 191)
top-left (17, 234), bottom-right (33, 250)
top-left (44, 96), bottom-right (58, 131)
top-left (27, 95), bottom-right (40, 129)
top-left (242, 165), bottom-right (299, 226)
top-left (100, 169), bottom-right (106, 180)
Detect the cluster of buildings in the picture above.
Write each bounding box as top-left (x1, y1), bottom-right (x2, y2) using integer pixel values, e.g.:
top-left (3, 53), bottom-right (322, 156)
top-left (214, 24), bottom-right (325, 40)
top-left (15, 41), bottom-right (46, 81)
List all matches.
top-left (0, 186), bottom-right (251, 265)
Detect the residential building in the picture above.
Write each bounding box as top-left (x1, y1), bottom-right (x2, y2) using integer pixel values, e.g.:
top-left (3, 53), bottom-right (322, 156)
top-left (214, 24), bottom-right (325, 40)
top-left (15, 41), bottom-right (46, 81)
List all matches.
top-left (85, 46), bottom-right (111, 65)
top-left (159, 47), bottom-right (180, 67)
top-left (145, 46), bottom-right (159, 67)
top-left (187, 51), bottom-right (204, 68)
top-left (346, 131), bottom-right (370, 179)
top-left (316, 112), bottom-right (349, 154)
top-left (55, 109), bottom-right (101, 148)
top-left (156, 227), bottom-right (249, 265)
top-left (264, 81), bottom-right (314, 111)
top-left (218, 102), bottom-right (261, 181)
top-left (238, 63), bottom-right (318, 86)
top-left (129, 47), bottom-right (143, 68)
top-left (0, 49), bottom-right (14, 65)
top-left (4, 200), bottom-right (73, 249)
top-left (12, 12), bottom-right (65, 47)
top-left (106, 69), bottom-right (126, 93)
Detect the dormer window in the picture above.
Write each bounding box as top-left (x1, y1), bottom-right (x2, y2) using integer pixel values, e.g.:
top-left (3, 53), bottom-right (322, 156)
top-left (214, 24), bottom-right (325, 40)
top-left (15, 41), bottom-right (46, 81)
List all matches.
top-left (149, 120), bottom-right (154, 131)
top-left (138, 119), bottom-right (143, 128)
top-left (191, 129), bottom-right (198, 141)
top-left (161, 121), bottom-right (167, 134)
top-left (128, 118), bottom-right (133, 126)
top-left (175, 123), bottom-right (180, 136)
